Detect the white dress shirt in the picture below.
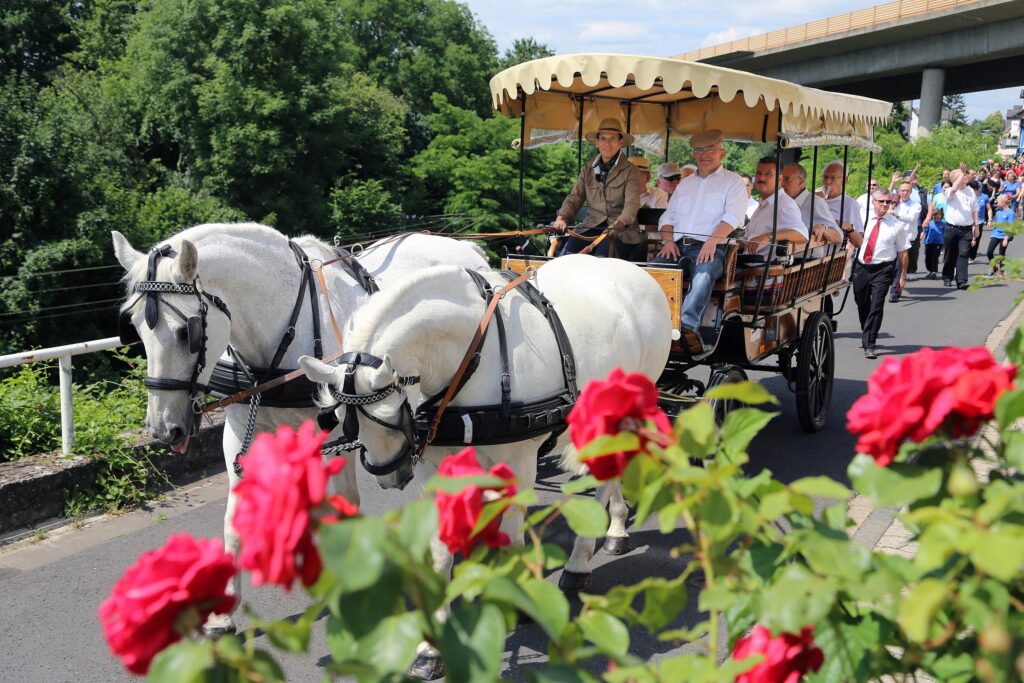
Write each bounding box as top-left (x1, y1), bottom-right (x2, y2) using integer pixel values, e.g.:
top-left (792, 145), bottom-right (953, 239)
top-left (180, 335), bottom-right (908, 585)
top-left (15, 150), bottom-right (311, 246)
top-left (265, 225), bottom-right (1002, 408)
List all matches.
top-left (659, 166), bottom-right (748, 241)
top-left (794, 190), bottom-right (840, 232)
top-left (892, 199), bottom-right (919, 242)
top-left (856, 192), bottom-right (870, 221)
top-left (943, 186), bottom-right (978, 226)
top-left (859, 212), bottom-right (910, 265)
top-left (824, 193), bottom-right (865, 233)
top-left (744, 192), bottom-right (807, 256)
top-left (746, 197), bottom-right (758, 220)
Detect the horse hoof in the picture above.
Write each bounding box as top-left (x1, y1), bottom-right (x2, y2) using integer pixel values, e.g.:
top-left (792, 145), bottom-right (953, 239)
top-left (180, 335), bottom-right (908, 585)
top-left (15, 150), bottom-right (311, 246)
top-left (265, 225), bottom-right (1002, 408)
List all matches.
top-left (202, 624), bottom-right (236, 640)
top-left (408, 652), bottom-right (445, 680)
top-left (602, 536), bottom-right (630, 555)
top-left (558, 570), bottom-right (592, 593)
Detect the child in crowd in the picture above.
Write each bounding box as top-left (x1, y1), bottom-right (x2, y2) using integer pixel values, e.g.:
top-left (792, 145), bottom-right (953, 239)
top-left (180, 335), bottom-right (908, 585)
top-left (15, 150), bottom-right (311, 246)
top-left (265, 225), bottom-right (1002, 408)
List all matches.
top-left (924, 207), bottom-right (946, 279)
top-left (989, 195), bottom-right (1015, 278)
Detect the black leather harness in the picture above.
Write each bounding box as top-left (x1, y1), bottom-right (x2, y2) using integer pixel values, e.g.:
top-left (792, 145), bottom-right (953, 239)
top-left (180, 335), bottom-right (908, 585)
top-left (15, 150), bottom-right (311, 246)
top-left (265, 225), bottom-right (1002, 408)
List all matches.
top-left (318, 268), bottom-right (579, 477)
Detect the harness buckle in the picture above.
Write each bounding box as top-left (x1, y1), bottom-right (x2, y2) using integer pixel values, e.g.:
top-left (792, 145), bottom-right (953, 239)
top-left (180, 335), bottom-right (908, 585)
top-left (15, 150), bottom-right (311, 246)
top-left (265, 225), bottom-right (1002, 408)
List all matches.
top-left (562, 354), bottom-right (576, 380)
top-left (501, 373), bottom-right (511, 394)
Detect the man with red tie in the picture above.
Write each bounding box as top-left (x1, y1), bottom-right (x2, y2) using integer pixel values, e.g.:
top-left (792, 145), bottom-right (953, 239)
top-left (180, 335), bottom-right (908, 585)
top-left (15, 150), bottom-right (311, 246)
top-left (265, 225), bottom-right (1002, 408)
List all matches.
top-left (853, 188), bottom-right (910, 359)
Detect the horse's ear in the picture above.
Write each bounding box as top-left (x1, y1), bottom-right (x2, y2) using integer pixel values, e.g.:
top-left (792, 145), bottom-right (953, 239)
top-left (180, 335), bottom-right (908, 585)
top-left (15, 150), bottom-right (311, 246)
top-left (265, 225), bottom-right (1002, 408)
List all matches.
top-left (174, 240), bottom-right (199, 281)
top-left (111, 231), bottom-right (143, 271)
top-left (299, 356), bottom-right (339, 385)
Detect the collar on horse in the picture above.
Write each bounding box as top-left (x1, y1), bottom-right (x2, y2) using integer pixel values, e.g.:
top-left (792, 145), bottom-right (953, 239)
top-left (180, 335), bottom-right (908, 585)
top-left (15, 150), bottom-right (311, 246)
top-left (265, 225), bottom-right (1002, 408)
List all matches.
top-left (318, 267), bottom-right (580, 477)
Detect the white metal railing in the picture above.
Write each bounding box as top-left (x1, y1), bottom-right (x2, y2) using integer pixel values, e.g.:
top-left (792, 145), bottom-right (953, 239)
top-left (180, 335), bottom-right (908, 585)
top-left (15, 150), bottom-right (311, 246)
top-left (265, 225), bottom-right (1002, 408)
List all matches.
top-left (0, 337), bottom-right (125, 455)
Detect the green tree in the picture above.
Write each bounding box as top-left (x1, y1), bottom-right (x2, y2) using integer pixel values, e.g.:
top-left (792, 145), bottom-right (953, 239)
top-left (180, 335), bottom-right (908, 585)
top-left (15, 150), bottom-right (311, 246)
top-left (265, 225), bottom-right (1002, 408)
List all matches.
top-left (336, 0), bottom-right (499, 118)
top-left (943, 94), bottom-right (968, 127)
top-left (497, 37), bottom-right (554, 71)
top-left (1, 0), bottom-right (79, 83)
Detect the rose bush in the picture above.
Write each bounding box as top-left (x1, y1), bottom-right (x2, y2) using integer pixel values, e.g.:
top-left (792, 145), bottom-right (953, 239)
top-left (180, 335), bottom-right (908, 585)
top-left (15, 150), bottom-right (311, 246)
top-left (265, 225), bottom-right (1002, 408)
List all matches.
top-left (98, 534), bottom-right (236, 674)
top-left (100, 334), bottom-right (1024, 682)
top-left (434, 447), bottom-right (518, 554)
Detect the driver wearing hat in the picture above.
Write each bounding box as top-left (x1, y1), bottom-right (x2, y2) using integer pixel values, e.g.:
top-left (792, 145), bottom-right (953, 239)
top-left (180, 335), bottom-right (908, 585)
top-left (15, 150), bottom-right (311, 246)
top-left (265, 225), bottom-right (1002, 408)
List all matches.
top-left (552, 117), bottom-right (641, 258)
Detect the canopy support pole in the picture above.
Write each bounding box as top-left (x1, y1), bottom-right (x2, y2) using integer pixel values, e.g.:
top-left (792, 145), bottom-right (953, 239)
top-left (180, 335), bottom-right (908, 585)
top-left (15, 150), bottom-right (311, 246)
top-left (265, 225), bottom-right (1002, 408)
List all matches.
top-left (518, 95), bottom-right (526, 229)
top-left (625, 101), bottom-right (632, 157)
top-left (838, 146), bottom-right (850, 232)
top-left (863, 151), bottom-right (874, 230)
top-left (664, 104), bottom-right (671, 163)
top-left (576, 96), bottom-right (584, 176)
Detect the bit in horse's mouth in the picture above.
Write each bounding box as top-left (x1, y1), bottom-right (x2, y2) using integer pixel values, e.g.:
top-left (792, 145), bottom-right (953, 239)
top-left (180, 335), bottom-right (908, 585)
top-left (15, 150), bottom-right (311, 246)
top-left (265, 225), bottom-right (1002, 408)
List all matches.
top-left (170, 435), bottom-right (191, 454)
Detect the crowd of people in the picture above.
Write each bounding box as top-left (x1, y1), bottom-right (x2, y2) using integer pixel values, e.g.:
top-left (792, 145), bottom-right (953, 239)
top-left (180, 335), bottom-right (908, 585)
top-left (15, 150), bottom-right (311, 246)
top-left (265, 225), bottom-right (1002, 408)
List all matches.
top-left (549, 117), bottom-right (1022, 358)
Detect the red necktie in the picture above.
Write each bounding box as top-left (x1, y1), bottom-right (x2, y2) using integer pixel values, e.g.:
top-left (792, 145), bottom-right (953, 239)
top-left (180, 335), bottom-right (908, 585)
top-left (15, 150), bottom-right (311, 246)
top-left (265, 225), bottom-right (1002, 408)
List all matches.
top-left (862, 217), bottom-right (882, 264)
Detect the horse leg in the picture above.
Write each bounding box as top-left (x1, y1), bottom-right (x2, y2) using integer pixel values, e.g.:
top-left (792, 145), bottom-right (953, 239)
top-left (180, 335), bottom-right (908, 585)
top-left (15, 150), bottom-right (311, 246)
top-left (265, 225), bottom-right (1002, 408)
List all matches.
top-left (559, 479), bottom-right (619, 593)
top-left (203, 410), bottom-right (246, 638)
top-left (601, 481), bottom-right (631, 555)
top-left (408, 457), bottom-right (451, 681)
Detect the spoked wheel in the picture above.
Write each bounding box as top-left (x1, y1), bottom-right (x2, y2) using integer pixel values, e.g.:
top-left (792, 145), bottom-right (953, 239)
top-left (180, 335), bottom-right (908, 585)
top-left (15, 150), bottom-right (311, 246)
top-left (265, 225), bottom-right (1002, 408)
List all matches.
top-left (796, 311), bottom-right (834, 432)
top-left (706, 365), bottom-right (748, 426)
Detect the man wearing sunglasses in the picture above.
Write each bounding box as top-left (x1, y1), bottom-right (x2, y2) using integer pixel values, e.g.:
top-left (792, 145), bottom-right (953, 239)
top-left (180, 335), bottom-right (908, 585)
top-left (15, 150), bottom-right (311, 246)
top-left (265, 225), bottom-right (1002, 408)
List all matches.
top-left (654, 129), bottom-right (747, 353)
top-left (853, 188), bottom-right (910, 359)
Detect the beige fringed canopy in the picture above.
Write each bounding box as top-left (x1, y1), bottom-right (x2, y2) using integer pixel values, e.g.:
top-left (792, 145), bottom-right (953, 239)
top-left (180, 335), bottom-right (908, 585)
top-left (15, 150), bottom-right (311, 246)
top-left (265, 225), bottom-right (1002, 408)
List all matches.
top-left (490, 53), bottom-right (891, 152)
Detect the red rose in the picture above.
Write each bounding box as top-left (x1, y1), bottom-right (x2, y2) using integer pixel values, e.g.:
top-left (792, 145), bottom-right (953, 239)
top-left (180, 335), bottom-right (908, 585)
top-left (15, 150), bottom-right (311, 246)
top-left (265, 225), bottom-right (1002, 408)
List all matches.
top-left (567, 367), bottom-right (672, 480)
top-left (232, 420), bottom-right (357, 590)
top-left (435, 448), bottom-right (518, 555)
top-left (847, 347), bottom-right (1015, 466)
top-left (99, 534), bottom-right (236, 675)
top-left (732, 625), bottom-right (824, 683)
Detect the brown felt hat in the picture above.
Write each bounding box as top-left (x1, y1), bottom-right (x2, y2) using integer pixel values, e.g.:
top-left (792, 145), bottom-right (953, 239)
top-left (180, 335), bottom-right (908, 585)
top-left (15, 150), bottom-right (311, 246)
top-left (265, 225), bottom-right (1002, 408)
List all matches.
top-left (584, 118), bottom-right (635, 147)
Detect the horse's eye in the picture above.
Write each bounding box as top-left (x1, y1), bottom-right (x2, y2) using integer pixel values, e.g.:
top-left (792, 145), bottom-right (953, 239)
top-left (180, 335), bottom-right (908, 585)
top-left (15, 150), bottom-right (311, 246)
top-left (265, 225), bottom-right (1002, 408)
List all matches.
top-left (173, 327), bottom-right (189, 343)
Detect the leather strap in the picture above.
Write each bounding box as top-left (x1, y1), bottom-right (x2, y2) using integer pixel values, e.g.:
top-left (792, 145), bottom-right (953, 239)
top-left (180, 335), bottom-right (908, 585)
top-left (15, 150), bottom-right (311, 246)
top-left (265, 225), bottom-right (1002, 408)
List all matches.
top-left (202, 349), bottom-right (345, 413)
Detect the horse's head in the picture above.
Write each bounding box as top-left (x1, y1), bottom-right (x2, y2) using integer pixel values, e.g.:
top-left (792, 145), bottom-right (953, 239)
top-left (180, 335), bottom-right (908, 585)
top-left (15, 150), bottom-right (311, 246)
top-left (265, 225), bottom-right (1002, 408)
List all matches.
top-left (300, 354), bottom-right (419, 491)
top-left (113, 230), bottom-right (232, 451)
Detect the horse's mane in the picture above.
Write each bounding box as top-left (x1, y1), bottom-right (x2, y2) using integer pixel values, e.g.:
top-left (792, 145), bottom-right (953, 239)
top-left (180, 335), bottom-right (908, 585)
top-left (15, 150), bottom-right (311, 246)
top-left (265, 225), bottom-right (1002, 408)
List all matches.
top-left (120, 223), bottom-right (335, 310)
top-left (346, 265), bottom-right (475, 351)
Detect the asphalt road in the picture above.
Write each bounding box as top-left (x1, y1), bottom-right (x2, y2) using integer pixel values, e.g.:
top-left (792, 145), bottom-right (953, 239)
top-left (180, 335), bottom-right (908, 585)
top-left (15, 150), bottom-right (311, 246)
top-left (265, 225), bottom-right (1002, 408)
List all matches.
top-left (2, 259), bottom-right (1021, 682)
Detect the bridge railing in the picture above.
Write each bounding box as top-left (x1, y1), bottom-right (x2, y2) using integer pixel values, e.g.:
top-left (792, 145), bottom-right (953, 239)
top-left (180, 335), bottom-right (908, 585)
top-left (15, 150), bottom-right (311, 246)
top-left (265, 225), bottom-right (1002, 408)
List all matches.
top-left (678, 0), bottom-right (983, 61)
top-left (0, 337), bottom-right (127, 455)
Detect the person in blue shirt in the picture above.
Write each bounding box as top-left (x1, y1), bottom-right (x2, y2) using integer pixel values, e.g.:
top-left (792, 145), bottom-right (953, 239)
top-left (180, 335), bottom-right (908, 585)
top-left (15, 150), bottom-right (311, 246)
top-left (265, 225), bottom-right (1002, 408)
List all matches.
top-left (988, 194), bottom-right (1015, 277)
top-left (1000, 170), bottom-right (1021, 216)
top-left (932, 169), bottom-right (950, 195)
top-left (923, 208), bottom-right (946, 279)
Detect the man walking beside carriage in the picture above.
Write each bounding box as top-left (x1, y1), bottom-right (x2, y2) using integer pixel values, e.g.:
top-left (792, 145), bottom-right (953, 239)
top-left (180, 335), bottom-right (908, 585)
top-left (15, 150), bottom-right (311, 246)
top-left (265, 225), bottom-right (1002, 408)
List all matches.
top-left (653, 129), bottom-right (748, 354)
top-left (853, 188), bottom-right (910, 359)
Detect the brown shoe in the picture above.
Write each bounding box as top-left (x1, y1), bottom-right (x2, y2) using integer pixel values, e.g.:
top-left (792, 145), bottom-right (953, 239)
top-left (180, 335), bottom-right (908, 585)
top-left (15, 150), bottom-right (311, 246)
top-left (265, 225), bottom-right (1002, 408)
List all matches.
top-left (681, 326), bottom-right (704, 354)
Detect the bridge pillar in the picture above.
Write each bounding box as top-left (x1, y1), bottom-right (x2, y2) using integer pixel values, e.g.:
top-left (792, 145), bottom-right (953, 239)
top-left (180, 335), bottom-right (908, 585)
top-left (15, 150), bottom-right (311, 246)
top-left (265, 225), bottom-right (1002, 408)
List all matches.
top-left (917, 68), bottom-right (945, 137)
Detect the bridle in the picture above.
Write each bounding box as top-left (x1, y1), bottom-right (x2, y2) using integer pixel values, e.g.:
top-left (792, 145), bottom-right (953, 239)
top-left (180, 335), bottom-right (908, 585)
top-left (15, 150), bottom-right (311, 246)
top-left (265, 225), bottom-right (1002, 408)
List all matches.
top-left (318, 352), bottom-right (422, 476)
top-left (119, 245), bottom-right (232, 437)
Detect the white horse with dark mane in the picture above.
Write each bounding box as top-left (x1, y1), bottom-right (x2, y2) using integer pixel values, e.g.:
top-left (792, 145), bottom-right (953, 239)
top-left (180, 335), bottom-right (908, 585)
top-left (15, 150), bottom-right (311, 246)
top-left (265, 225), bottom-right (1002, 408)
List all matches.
top-left (300, 254), bottom-right (671, 678)
top-left (112, 223), bottom-right (489, 634)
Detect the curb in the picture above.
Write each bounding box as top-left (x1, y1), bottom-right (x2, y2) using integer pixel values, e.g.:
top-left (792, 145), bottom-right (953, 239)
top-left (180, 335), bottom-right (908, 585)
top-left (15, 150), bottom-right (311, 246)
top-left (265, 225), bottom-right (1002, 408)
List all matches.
top-left (850, 294), bottom-right (1024, 550)
top-left (0, 414), bottom-right (226, 538)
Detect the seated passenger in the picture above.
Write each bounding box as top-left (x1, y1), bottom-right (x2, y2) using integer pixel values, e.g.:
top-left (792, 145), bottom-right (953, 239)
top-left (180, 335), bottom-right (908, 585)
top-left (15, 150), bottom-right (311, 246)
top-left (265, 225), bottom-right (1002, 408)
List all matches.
top-left (652, 129), bottom-right (747, 354)
top-left (744, 157), bottom-right (808, 257)
top-left (552, 117), bottom-right (640, 259)
top-left (818, 161), bottom-right (865, 236)
top-left (781, 163), bottom-right (850, 250)
top-left (652, 162), bottom-right (682, 209)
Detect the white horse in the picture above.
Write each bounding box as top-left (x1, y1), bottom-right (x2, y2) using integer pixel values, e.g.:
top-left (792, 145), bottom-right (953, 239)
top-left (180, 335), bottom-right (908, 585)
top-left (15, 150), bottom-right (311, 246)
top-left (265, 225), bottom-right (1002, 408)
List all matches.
top-left (300, 254), bottom-right (671, 678)
top-left (112, 223), bottom-right (489, 634)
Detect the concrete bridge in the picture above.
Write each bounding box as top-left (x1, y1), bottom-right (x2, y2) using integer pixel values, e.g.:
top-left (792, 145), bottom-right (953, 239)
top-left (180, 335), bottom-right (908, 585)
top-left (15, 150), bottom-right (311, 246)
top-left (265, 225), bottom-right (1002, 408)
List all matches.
top-left (675, 0), bottom-right (1024, 135)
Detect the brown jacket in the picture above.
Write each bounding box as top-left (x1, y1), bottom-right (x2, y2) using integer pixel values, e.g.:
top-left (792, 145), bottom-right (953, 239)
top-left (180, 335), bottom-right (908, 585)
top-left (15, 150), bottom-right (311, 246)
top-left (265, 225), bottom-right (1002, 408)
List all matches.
top-left (557, 152), bottom-right (643, 244)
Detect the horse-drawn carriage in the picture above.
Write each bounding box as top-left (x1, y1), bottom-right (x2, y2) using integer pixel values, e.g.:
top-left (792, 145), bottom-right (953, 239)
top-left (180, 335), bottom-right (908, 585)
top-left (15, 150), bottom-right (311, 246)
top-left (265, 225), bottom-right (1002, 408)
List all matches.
top-left (490, 53), bottom-right (890, 432)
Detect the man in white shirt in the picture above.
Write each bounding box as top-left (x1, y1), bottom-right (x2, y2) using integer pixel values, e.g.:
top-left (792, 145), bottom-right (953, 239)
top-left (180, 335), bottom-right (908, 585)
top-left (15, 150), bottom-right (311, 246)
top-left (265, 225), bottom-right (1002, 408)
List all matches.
top-left (655, 129), bottom-right (748, 353)
top-left (740, 174), bottom-right (758, 220)
top-left (853, 188), bottom-right (910, 358)
top-left (781, 164), bottom-right (850, 250)
top-left (941, 164), bottom-right (980, 289)
top-left (856, 178), bottom-right (879, 222)
top-left (818, 161), bottom-right (864, 236)
top-left (888, 181), bottom-right (921, 302)
top-left (744, 157), bottom-right (808, 257)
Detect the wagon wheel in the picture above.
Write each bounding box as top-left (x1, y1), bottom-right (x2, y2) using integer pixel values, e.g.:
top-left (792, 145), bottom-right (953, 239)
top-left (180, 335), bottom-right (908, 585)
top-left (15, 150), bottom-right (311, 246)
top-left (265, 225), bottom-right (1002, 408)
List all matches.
top-left (707, 365), bottom-right (748, 426)
top-left (796, 311), bottom-right (834, 432)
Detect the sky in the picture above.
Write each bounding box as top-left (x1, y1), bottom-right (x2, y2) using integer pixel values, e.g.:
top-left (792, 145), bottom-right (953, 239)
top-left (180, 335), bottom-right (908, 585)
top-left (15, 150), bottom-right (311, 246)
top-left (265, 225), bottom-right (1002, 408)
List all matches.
top-left (464, 0), bottom-right (1020, 122)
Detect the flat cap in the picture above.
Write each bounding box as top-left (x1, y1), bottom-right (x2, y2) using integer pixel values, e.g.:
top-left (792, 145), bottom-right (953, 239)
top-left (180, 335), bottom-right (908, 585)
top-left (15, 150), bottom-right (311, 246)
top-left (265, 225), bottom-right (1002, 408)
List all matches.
top-left (689, 129), bottom-right (724, 149)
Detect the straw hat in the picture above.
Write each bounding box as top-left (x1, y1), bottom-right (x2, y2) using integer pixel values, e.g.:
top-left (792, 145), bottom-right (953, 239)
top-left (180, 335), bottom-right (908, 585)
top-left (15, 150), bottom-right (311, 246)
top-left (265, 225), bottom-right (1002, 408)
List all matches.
top-left (585, 118), bottom-right (635, 146)
top-left (628, 156), bottom-right (650, 171)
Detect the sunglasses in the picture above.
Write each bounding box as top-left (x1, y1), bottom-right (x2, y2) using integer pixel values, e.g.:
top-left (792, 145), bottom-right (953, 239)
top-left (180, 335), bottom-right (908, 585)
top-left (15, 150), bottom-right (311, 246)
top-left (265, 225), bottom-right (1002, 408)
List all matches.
top-left (661, 175), bottom-right (682, 182)
top-left (874, 199), bottom-right (893, 205)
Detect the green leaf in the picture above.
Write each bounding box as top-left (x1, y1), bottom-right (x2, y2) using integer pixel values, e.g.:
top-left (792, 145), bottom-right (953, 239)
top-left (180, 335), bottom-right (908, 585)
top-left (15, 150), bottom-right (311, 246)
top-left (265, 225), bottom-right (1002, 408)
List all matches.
top-left (798, 526), bottom-right (870, 582)
top-left (318, 516), bottom-right (387, 593)
top-left (147, 640), bottom-right (214, 683)
top-left (806, 616), bottom-right (890, 683)
top-left (521, 578), bottom-right (570, 638)
top-left (995, 386), bottom-right (1024, 430)
top-left (483, 576), bottom-right (566, 639)
top-left (758, 489), bottom-right (793, 520)
top-left (719, 408), bottom-right (777, 458)
top-left (561, 474), bottom-right (601, 495)
top-left (677, 402), bottom-right (716, 458)
top-left (696, 489), bottom-right (737, 542)
top-left (425, 473), bottom-right (513, 494)
top-left (447, 562), bottom-right (493, 602)
top-left (338, 566), bottom-right (404, 637)
top-left (898, 578), bottom-right (949, 642)
top-left (704, 380), bottom-right (779, 405)
top-left (247, 650), bottom-right (286, 683)
top-left (470, 497), bottom-right (514, 538)
top-left (350, 612), bottom-right (423, 673)
top-left (638, 577), bottom-right (688, 631)
top-left (541, 543), bottom-right (568, 570)
top-left (969, 527), bottom-right (1024, 581)
top-left (1001, 430), bottom-right (1024, 470)
top-left (789, 476), bottom-right (852, 501)
top-left (848, 455), bottom-right (943, 506)
top-left (578, 432), bottom-right (640, 459)
top-left (561, 497), bottom-right (609, 538)
top-left (255, 609), bottom-right (315, 653)
top-left (397, 499), bottom-right (438, 559)
top-left (760, 564), bottom-right (837, 633)
top-left (578, 611), bottom-right (630, 655)
top-left (441, 602), bottom-right (506, 683)
top-left (527, 664), bottom-right (601, 683)
top-left (1004, 325), bottom-right (1024, 366)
